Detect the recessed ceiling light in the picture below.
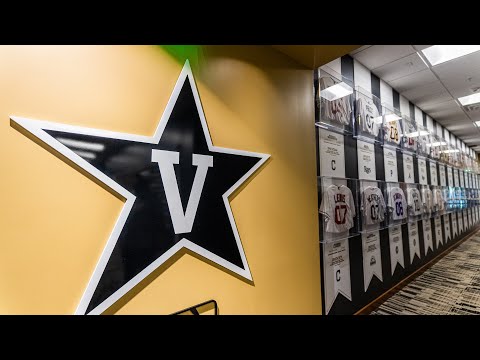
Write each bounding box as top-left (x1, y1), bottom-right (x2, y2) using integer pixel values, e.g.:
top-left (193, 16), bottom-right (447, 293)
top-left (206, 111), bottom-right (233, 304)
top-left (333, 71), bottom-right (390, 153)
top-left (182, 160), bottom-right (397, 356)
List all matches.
top-left (459, 93), bottom-right (480, 106)
top-left (422, 45), bottom-right (480, 66)
top-left (320, 82), bottom-right (353, 101)
top-left (475, 121), bottom-right (480, 127)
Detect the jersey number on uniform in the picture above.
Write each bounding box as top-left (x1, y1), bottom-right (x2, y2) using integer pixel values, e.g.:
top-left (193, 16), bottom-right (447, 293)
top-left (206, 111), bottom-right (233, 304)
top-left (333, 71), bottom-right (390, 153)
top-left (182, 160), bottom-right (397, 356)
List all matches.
top-left (390, 125), bottom-right (399, 142)
top-left (370, 204), bottom-right (379, 220)
top-left (335, 205), bottom-right (347, 224)
top-left (395, 202), bottom-right (403, 216)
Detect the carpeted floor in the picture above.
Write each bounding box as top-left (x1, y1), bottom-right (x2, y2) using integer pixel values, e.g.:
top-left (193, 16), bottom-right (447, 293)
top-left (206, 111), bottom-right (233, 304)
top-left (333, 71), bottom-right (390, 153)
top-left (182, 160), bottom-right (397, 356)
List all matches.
top-left (371, 232), bottom-right (480, 315)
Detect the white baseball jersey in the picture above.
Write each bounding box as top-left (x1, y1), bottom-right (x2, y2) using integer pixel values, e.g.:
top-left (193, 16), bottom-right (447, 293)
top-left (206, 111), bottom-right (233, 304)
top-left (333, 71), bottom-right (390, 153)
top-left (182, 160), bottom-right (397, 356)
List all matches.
top-left (407, 188), bottom-right (422, 216)
top-left (388, 186), bottom-right (407, 220)
top-left (356, 95), bottom-right (380, 137)
top-left (402, 121), bottom-right (416, 151)
top-left (432, 188), bottom-right (445, 212)
top-left (361, 186), bottom-right (386, 225)
top-left (320, 184), bottom-right (356, 233)
top-left (421, 187), bottom-right (433, 214)
top-left (418, 134), bottom-right (429, 155)
top-left (319, 76), bottom-right (352, 126)
top-left (384, 119), bottom-right (402, 146)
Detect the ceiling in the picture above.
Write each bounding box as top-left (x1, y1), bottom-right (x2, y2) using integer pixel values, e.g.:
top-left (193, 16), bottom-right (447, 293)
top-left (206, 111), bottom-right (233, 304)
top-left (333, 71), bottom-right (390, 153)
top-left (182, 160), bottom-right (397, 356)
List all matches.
top-left (350, 45), bottom-right (480, 152)
top-left (273, 45), bottom-right (361, 69)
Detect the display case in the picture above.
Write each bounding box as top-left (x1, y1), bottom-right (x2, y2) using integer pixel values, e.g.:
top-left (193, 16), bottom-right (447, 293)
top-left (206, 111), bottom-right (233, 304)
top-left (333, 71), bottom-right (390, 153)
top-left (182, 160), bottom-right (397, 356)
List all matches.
top-left (416, 124), bottom-right (430, 157)
top-left (431, 185), bottom-right (447, 216)
top-left (358, 179), bottom-right (388, 233)
top-left (382, 103), bottom-right (403, 149)
top-left (419, 184), bottom-right (433, 220)
top-left (444, 186), bottom-right (455, 213)
top-left (439, 139), bottom-right (449, 164)
top-left (354, 86), bottom-right (383, 143)
top-left (429, 134), bottom-right (443, 160)
top-left (318, 176), bottom-right (359, 243)
top-left (400, 115), bottom-right (417, 153)
top-left (316, 66), bottom-right (354, 135)
top-left (385, 181), bottom-right (409, 226)
top-left (405, 183), bottom-right (423, 222)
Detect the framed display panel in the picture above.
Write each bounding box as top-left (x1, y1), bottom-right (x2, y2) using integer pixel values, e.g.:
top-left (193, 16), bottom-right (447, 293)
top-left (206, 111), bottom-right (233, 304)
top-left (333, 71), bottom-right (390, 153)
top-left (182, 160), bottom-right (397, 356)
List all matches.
top-left (385, 181), bottom-right (409, 226)
top-left (431, 185), bottom-right (447, 216)
top-left (354, 86), bottom-right (383, 144)
top-left (316, 66), bottom-right (354, 135)
top-left (439, 139), bottom-right (449, 164)
top-left (460, 188), bottom-right (468, 210)
top-left (453, 149), bottom-right (461, 168)
top-left (445, 186), bottom-right (456, 213)
top-left (406, 183), bottom-right (423, 222)
top-left (400, 115), bottom-right (416, 153)
top-left (358, 179), bottom-right (388, 233)
top-left (382, 103), bottom-right (403, 149)
top-left (318, 176), bottom-right (359, 243)
top-left (428, 134), bottom-right (443, 160)
top-left (416, 124), bottom-right (430, 157)
top-left (419, 184), bottom-right (434, 221)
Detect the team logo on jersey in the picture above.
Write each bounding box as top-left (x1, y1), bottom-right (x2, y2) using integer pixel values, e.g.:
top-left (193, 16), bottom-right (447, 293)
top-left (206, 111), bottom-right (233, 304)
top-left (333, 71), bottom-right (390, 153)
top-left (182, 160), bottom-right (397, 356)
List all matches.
top-left (11, 61), bottom-right (270, 315)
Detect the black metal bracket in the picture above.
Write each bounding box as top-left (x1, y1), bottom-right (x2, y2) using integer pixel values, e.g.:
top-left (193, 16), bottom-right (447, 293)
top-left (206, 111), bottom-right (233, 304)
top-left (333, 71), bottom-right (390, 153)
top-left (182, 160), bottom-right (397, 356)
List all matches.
top-left (171, 299), bottom-right (218, 315)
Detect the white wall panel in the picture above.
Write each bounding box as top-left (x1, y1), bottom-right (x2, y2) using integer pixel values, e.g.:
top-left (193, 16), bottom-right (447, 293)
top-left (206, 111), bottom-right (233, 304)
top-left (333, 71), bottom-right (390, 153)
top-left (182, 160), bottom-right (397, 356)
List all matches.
top-left (354, 60), bottom-right (372, 93)
top-left (426, 115), bottom-right (434, 132)
top-left (400, 95), bottom-right (410, 117)
top-left (380, 79), bottom-right (393, 107)
top-left (321, 58), bottom-right (342, 77)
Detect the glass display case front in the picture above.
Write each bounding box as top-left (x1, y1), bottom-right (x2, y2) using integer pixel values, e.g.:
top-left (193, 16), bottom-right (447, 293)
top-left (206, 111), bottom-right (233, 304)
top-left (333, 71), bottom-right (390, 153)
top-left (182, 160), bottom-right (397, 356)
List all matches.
top-left (316, 66), bottom-right (354, 135)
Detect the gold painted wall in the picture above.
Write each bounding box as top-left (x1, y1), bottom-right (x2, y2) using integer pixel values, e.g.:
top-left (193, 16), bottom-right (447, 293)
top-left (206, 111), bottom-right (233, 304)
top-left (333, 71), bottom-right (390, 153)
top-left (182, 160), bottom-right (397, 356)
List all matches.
top-left (0, 45), bottom-right (321, 314)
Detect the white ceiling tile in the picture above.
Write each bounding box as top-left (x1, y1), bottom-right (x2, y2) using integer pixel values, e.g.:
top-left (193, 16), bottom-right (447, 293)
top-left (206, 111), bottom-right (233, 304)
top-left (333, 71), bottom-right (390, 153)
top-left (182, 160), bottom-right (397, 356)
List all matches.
top-left (349, 45), bottom-right (372, 55)
top-left (388, 69), bottom-right (438, 93)
top-left (463, 103), bottom-right (480, 119)
top-left (415, 90), bottom-right (453, 109)
top-left (401, 80), bottom-right (445, 102)
top-left (352, 45), bottom-right (415, 70)
top-left (432, 51), bottom-right (480, 86)
top-left (373, 53), bottom-right (429, 82)
top-left (414, 45), bottom-right (433, 51)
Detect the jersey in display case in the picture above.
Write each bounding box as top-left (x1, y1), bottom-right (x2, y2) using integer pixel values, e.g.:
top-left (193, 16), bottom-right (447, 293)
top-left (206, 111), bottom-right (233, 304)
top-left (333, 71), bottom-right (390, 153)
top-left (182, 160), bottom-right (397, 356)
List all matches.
top-left (361, 186), bottom-right (386, 225)
top-left (402, 116), bottom-right (417, 153)
top-left (355, 87), bottom-right (382, 142)
top-left (387, 186), bottom-right (407, 221)
top-left (320, 184), bottom-right (356, 234)
top-left (317, 67), bottom-right (353, 133)
top-left (407, 187), bottom-right (422, 217)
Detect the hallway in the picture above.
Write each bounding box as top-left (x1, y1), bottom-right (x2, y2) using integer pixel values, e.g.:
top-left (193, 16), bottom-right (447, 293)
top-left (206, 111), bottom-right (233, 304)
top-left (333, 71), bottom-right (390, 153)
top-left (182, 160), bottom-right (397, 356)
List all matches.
top-left (371, 231), bottom-right (480, 315)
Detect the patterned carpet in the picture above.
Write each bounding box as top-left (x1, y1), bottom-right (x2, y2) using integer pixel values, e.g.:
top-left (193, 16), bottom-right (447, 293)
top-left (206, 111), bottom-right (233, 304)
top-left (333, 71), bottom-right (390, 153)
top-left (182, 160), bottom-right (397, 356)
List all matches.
top-left (371, 232), bottom-right (480, 315)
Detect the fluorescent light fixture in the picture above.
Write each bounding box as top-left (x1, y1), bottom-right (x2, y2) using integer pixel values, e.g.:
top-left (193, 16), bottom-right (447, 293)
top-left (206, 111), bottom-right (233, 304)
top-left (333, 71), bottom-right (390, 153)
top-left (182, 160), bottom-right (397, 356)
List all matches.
top-left (57, 137), bottom-right (105, 152)
top-left (440, 149), bottom-right (460, 154)
top-left (384, 114), bottom-right (401, 123)
top-left (458, 93), bottom-right (480, 106)
top-left (73, 150), bottom-right (96, 160)
top-left (406, 130), bottom-right (429, 138)
top-left (422, 45), bottom-right (480, 66)
top-left (427, 141), bottom-right (447, 147)
top-left (320, 82), bottom-right (353, 101)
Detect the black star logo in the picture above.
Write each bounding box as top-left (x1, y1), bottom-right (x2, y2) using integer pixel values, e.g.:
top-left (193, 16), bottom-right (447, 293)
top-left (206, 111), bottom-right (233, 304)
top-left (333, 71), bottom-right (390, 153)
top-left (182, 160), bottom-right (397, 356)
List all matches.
top-left (11, 61), bottom-right (269, 314)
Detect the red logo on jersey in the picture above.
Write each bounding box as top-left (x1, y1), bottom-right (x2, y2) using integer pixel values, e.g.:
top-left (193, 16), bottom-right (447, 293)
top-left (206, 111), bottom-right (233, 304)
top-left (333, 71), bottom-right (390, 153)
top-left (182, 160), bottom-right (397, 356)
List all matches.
top-left (335, 205), bottom-right (347, 224)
